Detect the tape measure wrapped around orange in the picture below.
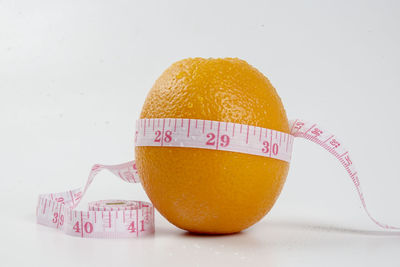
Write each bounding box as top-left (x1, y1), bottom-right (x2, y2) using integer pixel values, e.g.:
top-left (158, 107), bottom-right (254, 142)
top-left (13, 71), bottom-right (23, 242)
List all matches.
top-left (36, 57), bottom-right (399, 238)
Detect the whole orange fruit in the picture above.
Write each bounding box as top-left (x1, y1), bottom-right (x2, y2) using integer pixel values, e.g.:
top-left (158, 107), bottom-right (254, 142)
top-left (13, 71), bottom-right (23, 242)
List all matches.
top-left (135, 58), bottom-right (289, 234)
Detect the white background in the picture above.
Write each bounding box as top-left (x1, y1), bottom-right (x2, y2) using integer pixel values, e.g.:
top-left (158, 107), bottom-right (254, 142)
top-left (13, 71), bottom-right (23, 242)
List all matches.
top-left (1, 0), bottom-right (400, 266)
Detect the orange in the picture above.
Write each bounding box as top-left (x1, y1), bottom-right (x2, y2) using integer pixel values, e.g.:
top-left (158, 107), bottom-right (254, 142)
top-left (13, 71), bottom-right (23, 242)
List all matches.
top-left (135, 58), bottom-right (289, 234)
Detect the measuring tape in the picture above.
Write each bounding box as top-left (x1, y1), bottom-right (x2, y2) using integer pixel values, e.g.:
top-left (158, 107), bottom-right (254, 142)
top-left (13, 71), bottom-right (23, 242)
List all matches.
top-left (36, 118), bottom-right (399, 238)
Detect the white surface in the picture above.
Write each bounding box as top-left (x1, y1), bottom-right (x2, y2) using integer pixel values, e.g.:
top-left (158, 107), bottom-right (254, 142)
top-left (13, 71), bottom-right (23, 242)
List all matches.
top-left (1, 0), bottom-right (400, 266)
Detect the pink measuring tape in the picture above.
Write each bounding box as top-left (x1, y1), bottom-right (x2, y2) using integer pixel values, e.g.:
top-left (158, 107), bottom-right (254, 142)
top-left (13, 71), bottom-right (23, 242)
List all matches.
top-left (36, 118), bottom-right (399, 238)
